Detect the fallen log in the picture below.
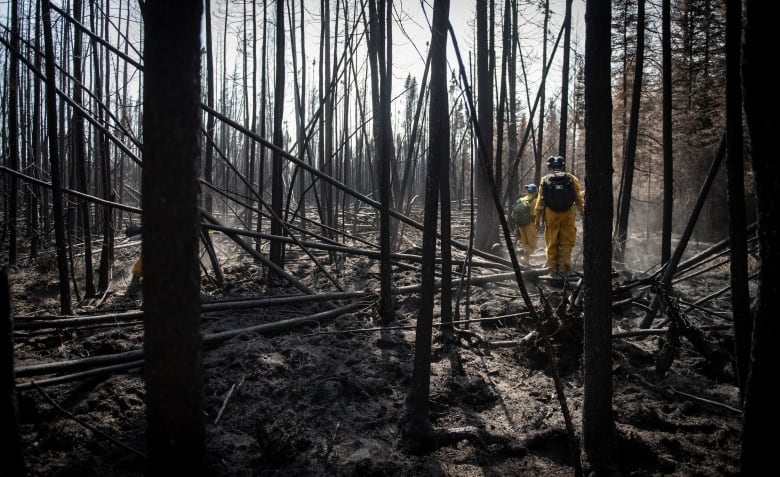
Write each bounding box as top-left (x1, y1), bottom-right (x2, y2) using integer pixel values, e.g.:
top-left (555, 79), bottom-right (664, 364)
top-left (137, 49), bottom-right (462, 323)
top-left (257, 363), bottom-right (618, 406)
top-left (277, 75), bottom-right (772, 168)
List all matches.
top-left (15, 301), bottom-right (367, 386)
top-left (13, 291), bottom-right (371, 331)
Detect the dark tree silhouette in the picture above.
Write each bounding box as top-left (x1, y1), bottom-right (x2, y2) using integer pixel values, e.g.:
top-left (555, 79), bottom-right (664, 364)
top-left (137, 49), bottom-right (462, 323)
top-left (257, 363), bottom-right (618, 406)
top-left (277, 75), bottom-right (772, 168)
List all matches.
top-left (407, 0), bottom-right (449, 451)
top-left (41, 0), bottom-right (72, 316)
top-left (139, 1), bottom-right (206, 473)
top-left (537, 0), bottom-right (548, 167)
top-left (474, 0), bottom-right (495, 251)
top-left (366, 0), bottom-right (394, 324)
top-left (614, 0), bottom-right (645, 262)
top-left (661, 0), bottom-right (673, 264)
top-left (0, 267), bottom-right (25, 476)
top-left (580, 0), bottom-right (616, 474)
top-left (724, 0), bottom-right (751, 398)
top-left (558, 0), bottom-right (573, 156)
top-left (6, 0), bottom-right (19, 267)
top-left (739, 0), bottom-right (780, 473)
top-left (269, 0), bottom-right (285, 276)
top-left (71, 0), bottom-right (96, 297)
top-left (203, 0), bottom-right (215, 215)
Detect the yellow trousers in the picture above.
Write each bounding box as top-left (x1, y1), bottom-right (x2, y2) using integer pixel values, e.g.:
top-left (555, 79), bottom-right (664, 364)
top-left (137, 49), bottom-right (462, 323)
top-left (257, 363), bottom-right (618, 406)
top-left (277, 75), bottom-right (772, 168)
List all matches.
top-left (542, 207), bottom-right (577, 274)
top-left (517, 223), bottom-right (538, 263)
top-left (132, 255), bottom-right (143, 278)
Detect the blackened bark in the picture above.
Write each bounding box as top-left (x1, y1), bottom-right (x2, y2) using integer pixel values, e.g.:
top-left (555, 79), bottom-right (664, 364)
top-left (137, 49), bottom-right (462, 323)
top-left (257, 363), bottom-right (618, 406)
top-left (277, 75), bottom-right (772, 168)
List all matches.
top-left (269, 0), bottom-right (286, 276)
top-left (614, 0), bottom-right (645, 262)
top-left (407, 0), bottom-right (449, 451)
top-left (740, 0), bottom-right (780, 473)
top-left (0, 268), bottom-right (25, 476)
top-left (558, 0), bottom-right (573, 156)
top-left (475, 0), bottom-right (495, 251)
top-left (366, 0), bottom-right (394, 324)
top-left (725, 0), bottom-right (751, 398)
top-left (661, 0), bottom-right (673, 264)
top-left (7, 0), bottom-right (19, 266)
top-left (141, 2), bottom-right (206, 473)
top-left (41, 0), bottom-right (72, 316)
top-left (580, 0), bottom-right (616, 474)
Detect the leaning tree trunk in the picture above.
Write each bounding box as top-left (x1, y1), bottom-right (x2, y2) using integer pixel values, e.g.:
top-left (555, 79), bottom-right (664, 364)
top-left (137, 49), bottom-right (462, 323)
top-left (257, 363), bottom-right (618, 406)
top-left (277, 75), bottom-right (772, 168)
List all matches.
top-left (640, 138), bottom-right (725, 329)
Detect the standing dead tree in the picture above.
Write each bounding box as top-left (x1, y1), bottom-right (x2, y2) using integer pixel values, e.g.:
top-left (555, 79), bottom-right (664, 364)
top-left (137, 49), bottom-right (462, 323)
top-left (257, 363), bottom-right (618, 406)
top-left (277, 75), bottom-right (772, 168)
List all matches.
top-left (41, 0), bottom-right (72, 316)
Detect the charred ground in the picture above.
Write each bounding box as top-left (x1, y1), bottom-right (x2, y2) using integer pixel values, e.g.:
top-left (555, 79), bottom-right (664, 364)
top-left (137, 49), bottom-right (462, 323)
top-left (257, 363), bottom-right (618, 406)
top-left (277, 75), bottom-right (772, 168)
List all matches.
top-left (6, 215), bottom-right (744, 476)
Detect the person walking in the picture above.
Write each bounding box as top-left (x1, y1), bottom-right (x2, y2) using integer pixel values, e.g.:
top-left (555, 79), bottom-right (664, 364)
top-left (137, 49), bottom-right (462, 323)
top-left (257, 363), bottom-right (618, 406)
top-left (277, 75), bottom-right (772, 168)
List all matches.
top-left (515, 183), bottom-right (539, 265)
top-left (534, 155), bottom-right (584, 275)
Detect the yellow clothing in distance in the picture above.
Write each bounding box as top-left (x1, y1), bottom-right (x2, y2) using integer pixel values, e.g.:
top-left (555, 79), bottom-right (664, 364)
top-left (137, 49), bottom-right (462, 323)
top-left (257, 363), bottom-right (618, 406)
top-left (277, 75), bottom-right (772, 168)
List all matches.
top-left (534, 172), bottom-right (584, 274)
top-left (516, 194), bottom-right (539, 264)
top-left (132, 255), bottom-right (143, 279)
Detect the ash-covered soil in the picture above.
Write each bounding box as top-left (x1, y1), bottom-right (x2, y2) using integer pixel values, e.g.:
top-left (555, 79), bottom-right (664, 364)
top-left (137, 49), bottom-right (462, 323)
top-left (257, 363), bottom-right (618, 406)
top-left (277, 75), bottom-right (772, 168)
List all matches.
top-left (6, 222), bottom-right (744, 476)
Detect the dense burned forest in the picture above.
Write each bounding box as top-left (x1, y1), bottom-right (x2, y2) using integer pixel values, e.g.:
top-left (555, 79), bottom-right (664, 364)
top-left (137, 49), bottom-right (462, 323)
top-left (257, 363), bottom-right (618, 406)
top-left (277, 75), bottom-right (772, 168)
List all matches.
top-left (1, 1), bottom-right (778, 476)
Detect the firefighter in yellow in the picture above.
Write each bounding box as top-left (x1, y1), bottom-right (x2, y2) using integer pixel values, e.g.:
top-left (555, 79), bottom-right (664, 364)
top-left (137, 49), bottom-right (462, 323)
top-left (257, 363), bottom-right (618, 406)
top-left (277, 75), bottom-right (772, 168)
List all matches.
top-left (534, 155), bottom-right (584, 275)
top-left (517, 183), bottom-right (539, 264)
top-left (132, 256), bottom-right (143, 281)
top-left (125, 224), bottom-right (143, 296)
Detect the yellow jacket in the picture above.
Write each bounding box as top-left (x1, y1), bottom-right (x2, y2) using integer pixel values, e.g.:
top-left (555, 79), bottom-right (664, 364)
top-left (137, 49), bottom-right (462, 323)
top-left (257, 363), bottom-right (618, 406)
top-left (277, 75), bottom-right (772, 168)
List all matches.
top-left (534, 171), bottom-right (584, 219)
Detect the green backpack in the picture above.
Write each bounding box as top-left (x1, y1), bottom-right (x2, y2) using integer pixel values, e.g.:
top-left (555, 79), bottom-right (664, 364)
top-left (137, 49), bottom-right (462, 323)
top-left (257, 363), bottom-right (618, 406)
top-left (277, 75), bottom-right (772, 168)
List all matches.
top-left (509, 197), bottom-right (533, 228)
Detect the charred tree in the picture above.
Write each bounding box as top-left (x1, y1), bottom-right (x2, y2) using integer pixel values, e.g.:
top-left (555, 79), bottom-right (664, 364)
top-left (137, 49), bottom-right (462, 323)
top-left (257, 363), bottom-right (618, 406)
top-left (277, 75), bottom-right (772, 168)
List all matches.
top-left (558, 0), bottom-right (573, 156)
top-left (614, 0), bottom-right (645, 262)
top-left (269, 0), bottom-right (286, 277)
top-left (71, 0), bottom-right (96, 297)
top-left (725, 0), bottom-right (751, 398)
top-left (739, 0), bottom-right (780, 473)
top-left (580, 0), bottom-right (616, 475)
top-left (6, 0), bottom-right (19, 267)
top-left (366, 0), bottom-right (394, 325)
top-left (406, 0), bottom-right (449, 451)
top-left (204, 0), bottom-right (215, 215)
top-left (90, 0), bottom-right (115, 293)
top-left (661, 0), bottom-right (673, 264)
top-left (0, 267), bottom-right (25, 476)
top-left (494, 0), bottom-right (511, 197)
top-left (140, 1), bottom-right (206, 473)
top-left (256, 0), bottom-right (268, 251)
top-left (474, 0), bottom-right (495, 251)
top-left (41, 0), bottom-right (72, 316)
top-left (537, 0), bottom-right (548, 165)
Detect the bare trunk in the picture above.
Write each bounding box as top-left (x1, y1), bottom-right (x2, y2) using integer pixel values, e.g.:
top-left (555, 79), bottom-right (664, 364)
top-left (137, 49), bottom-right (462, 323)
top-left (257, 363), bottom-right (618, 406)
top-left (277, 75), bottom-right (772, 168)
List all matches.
top-left (41, 0), bottom-right (72, 315)
top-left (140, 1), bottom-right (205, 471)
top-left (269, 0), bottom-right (286, 275)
